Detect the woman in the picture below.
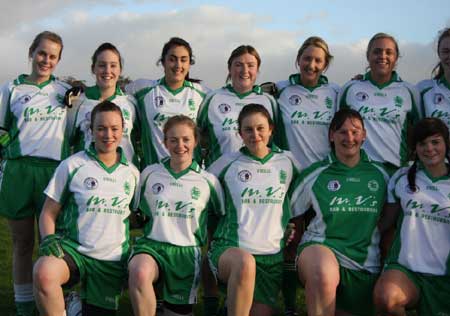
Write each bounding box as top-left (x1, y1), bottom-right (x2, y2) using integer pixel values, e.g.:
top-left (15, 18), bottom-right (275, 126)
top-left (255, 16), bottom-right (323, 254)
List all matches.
top-left (207, 104), bottom-right (300, 316)
top-left (373, 117), bottom-right (450, 315)
top-left (128, 115), bottom-right (224, 316)
top-left (276, 36), bottom-right (339, 167)
top-left (0, 31), bottom-right (70, 316)
top-left (293, 109), bottom-right (390, 316)
top-left (197, 45), bottom-right (278, 168)
top-left (125, 37), bottom-right (208, 167)
top-left (276, 37), bottom-right (339, 315)
top-left (33, 101), bottom-right (140, 316)
top-left (418, 28), bottom-right (450, 128)
top-left (339, 32), bottom-right (421, 173)
top-left (72, 42), bottom-right (140, 166)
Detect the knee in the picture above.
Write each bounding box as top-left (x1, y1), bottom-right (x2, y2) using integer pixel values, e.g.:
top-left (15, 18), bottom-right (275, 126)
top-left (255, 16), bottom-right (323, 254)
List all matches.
top-left (373, 283), bottom-right (403, 313)
top-left (128, 259), bottom-right (157, 289)
top-left (233, 252), bottom-right (256, 283)
top-left (33, 259), bottom-right (59, 291)
top-left (304, 266), bottom-right (339, 294)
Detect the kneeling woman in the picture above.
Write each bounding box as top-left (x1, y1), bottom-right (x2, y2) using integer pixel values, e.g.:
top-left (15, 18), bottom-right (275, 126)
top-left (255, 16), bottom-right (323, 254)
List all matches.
top-left (208, 104), bottom-right (301, 316)
top-left (374, 118), bottom-right (450, 315)
top-left (33, 101), bottom-right (140, 316)
top-left (293, 109), bottom-right (390, 316)
top-left (128, 115), bottom-right (225, 316)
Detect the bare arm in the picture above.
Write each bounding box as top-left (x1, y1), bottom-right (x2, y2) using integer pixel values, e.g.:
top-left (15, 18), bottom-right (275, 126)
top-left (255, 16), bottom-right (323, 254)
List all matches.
top-left (39, 196), bottom-right (62, 238)
top-left (378, 202), bottom-right (401, 261)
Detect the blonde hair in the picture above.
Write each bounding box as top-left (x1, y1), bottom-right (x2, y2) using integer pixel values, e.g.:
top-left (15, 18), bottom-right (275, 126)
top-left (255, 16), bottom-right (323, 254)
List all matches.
top-left (296, 36), bottom-right (333, 71)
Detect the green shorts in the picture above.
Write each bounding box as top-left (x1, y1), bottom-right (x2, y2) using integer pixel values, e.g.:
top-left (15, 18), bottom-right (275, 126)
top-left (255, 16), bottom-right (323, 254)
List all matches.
top-left (130, 238), bottom-right (202, 305)
top-left (0, 157), bottom-right (58, 219)
top-left (208, 242), bottom-right (283, 308)
top-left (298, 242), bottom-right (378, 316)
top-left (385, 263), bottom-right (450, 315)
top-left (61, 239), bottom-right (127, 310)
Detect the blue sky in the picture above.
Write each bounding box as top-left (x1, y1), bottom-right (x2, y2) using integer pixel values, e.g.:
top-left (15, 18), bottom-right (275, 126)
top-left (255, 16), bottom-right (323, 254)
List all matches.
top-left (1, 0), bottom-right (449, 87)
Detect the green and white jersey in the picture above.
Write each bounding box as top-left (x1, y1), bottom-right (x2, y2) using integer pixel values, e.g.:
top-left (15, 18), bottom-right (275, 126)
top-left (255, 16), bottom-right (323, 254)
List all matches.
top-left (44, 145), bottom-right (140, 261)
top-left (72, 85), bottom-right (139, 166)
top-left (139, 158), bottom-right (225, 247)
top-left (276, 74), bottom-right (339, 167)
top-left (0, 74), bottom-right (71, 160)
top-left (209, 146), bottom-right (300, 255)
top-left (339, 72), bottom-right (421, 167)
top-left (292, 150), bottom-right (389, 272)
top-left (419, 76), bottom-right (450, 129)
top-left (132, 78), bottom-right (207, 167)
top-left (387, 165), bottom-right (450, 276)
top-left (197, 84), bottom-right (278, 167)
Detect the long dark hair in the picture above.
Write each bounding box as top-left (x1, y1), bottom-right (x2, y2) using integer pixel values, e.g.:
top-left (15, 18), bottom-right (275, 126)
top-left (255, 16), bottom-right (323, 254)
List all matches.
top-left (407, 118), bottom-right (450, 190)
top-left (432, 28), bottom-right (450, 79)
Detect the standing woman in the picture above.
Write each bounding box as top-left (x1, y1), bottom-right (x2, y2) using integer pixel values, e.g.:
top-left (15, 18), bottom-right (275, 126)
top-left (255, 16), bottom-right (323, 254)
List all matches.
top-left (374, 118), bottom-right (450, 315)
top-left (72, 43), bottom-right (140, 166)
top-left (33, 101), bottom-right (140, 316)
top-left (128, 115), bottom-right (224, 316)
top-left (0, 31), bottom-right (70, 316)
top-left (276, 36), bottom-right (339, 167)
top-left (339, 32), bottom-right (421, 172)
top-left (293, 109), bottom-right (390, 316)
top-left (197, 45), bottom-right (278, 168)
top-left (418, 28), bottom-right (450, 128)
top-left (126, 37), bottom-right (208, 167)
top-left (208, 104), bottom-right (300, 316)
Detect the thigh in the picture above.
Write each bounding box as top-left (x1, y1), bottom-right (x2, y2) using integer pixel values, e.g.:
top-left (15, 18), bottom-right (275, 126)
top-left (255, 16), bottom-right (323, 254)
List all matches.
top-left (217, 247), bottom-right (255, 284)
top-left (297, 243), bottom-right (340, 286)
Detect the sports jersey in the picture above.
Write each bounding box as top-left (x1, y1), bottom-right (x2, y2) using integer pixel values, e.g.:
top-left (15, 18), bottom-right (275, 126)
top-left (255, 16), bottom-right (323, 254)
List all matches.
top-left (197, 84), bottom-right (278, 167)
top-left (276, 74), bottom-right (339, 167)
top-left (0, 74), bottom-right (71, 160)
top-left (71, 85), bottom-right (139, 165)
top-left (292, 150), bottom-right (389, 273)
top-left (44, 145), bottom-right (140, 261)
top-left (339, 72), bottom-right (421, 167)
top-left (209, 146), bottom-right (300, 255)
top-left (131, 78), bottom-right (207, 166)
top-left (139, 158), bottom-right (225, 247)
top-left (387, 165), bottom-right (450, 276)
top-left (419, 76), bottom-right (450, 129)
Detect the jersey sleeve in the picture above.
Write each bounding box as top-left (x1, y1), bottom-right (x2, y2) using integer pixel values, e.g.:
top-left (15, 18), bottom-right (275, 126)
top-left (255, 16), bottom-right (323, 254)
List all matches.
top-left (387, 167), bottom-right (408, 203)
top-left (44, 158), bottom-right (75, 205)
top-left (129, 166), bottom-right (141, 212)
top-left (405, 82), bottom-right (422, 121)
top-left (138, 164), bottom-right (159, 215)
top-left (205, 172), bottom-right (226, 217)
top-left (290, 164), bottom-right (325, 217)
top-left (338, 80), bottom-right (355, 110)
top-left (0, 82), bottom-right (12, 129)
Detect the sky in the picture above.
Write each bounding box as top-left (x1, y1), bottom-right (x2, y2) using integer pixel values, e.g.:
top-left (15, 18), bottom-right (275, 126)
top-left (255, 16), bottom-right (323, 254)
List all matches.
top-left (1, 0), bottom-right (449, 88)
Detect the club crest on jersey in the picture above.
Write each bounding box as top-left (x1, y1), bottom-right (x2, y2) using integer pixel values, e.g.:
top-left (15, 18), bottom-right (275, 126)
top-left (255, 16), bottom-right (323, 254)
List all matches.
top-left (279, 170), bottom-right (287, 184)
top-left (356, 92), bottom-right (369, 102)
top-left (152, 183), bottom-right (164, 194)
top-left (325, 96), bottom-right (333, 109)
top-left (191, 187), bottom-right (200, 200)
top-left (394, 96), bottom-right (403, 108)
top-left (327, 180), bottom-right (341, 192)
top-left (289, 95), bottom-right (302, 106)
top-left (18, 95), bottom-right (32, 104)
top-left (406, 184), bottom-right (420, 194)
top-left (122, 109), bottom-right (130, 120)
top-left (188, 99), bottom-right (196, 111)
top-left (368, 180), bottom-right (379, 192)
top-left (124, 181), bottom-right (131, 195)
top-left (84, 177), bottom-right (98, 190)
top-left (155, 96), bottom-right (164, 108)
top-left (218, 103), bottom-right (231, 114)
top-left (434, 93), bottom-right (445, 105)
top-left (238, 170), bottom-right (252, 182)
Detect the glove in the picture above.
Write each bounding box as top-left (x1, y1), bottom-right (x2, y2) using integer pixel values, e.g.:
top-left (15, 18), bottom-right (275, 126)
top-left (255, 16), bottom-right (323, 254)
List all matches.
top-left (39, 234), bottom-right (64, 258)
top-left (63, 86), bottom-right (84, 108)
top-left (260, 81), bottom-right (278, 96)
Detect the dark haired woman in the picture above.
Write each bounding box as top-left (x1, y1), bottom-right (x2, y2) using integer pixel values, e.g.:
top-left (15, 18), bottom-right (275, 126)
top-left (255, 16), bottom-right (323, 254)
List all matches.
top-left (0, 31), bottom-right (71, 316)
top-left (374, 117), bottom-right (450, 315)
top-left (72, 42), bottom-right (140, 166)
top-left (126, 37), bottom-right (208, 167)
top-left (33, 101), bottom-right (140, 316)
top-left (293, 109), bottom-right (389, 316)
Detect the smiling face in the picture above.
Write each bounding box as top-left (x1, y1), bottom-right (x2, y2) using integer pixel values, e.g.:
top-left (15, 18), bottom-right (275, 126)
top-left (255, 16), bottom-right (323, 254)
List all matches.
top-left (298, 45), bottom-right (327, 87)
top-left (29, 39), bottom-right (61, 83)
top-left (92, 110), bottom-right (123, 155)
top-left (329, 117), bottom-right (366, 164)
top-left (239, 112), bottom-right (273, 158)
top-left (162, 45), bottom-right (190, 89)
top-left (229, 53), bottom-right (259, 94)
top-left (367, 37), bottom-right (398, 83)
top-left (416, 134), bottom-right (447, 172)
top-left (93, 49), bottom-right (121, 91)
top-left (164, 123), bottom-right (197, 169)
